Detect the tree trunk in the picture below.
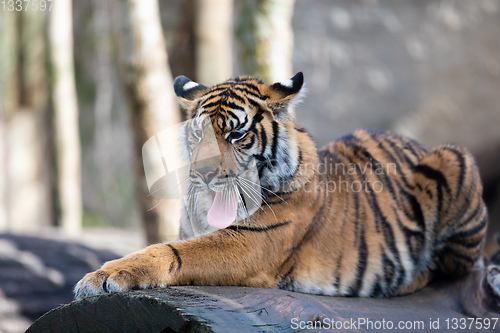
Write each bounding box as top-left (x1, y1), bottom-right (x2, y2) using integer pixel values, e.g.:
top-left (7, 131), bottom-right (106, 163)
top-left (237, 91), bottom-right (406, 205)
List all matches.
top-left (236, 0), bottom-right (296, 115)
top-left (0, 9), bottom-right (52, 232)
top-left (167, 0), bottom-right (197, 81)
top-left (237, 0), bottom-right (295, 81)
top-left (49, 0), bottom-right (82, 235)
top-left (119, 0), bottom-right (182, 244)
top-left (0, 10), bottom-right (17, 230)
top-left (91, 0), bottom-right (114, 193)
top-left (195, 0), bottom-right (234, 85)
top-left (26, 266), bottom-right (500, 333)
top-left (0, 11), bottom-right (19, 117)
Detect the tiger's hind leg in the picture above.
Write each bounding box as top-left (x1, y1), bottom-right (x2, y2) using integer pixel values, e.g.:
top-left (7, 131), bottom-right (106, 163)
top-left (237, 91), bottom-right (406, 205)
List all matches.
top-left (399, 270), bottom-right (433, 295)
top-left (414, 144), bottom-right (488, 277)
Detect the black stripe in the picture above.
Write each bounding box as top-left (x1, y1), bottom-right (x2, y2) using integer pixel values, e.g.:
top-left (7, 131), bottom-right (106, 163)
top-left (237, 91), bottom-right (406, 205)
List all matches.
top-left (281, 265), bottom-right (294, 279)
top-left (366, 130), bottom-right (429, 159)
top-left (238, 114), bottom-right (249, 130)
top-left (350, 223), bottom-right (368, 295)
top-left (338, 138), bottom-right (401, 226)
top-left (332, 156), bottom-right (352, 290)
top-left (202, 92), bottom-right (227, 103)
top-left (400, 189), bottom-right (425, 233)
top-left (408, 191), bottom-right (425, 231)
top-left (361, 171), bottom-right (404, 290)
top-left (394, 208), bottom-right (423, 265)
top-left (223, 101), bottom-right (246, 112)
top-left (259, 123), bottom-right (267, 157)
top-left (370, 133), bottom-right (414, 190)
top-left (224, 110), bottom-right (239, 128)
top-left (451, 175), bottom-right (477, 227)
top-left (167, 244), bottom-right (182, 272)
top-left (290, 148), bottom-right (303, 180)
top-left (415, 165), bottom-right (449, 190)
top-left (446, 234), bottom-right (484, 249)
top-left (457, 201), bottom-right (482, 229)
top-left (332, 254), bottom-right (342, 291)
top-left (415, 164), bottom-right (450, 224)
top-left (247, 96), bottom-right (262, 108)
top-left (237, 82), bottom-right (260, 93)
top-left (381, 247), bottom-right (395, 293)
top-left (439, 246), bottom-right (475, 263)
top-left (228, 90), bottom-right (246, 103)
top-left (449, 214), bottom-right (487, 240)
top-left (370, 275), bottom-right (383, 297)
top-left (199, 102), bottom-right (219, 116)
top-left (233, 86), bottom-right (261, 98)
top-left (241, 133), bottom-right (256, 150)
top-left (280, 179), bottom-right (331, 288)
top-left (286, 174), bottom-right (329, 253)
top-left (270, 121), bottom-right (279, 163)
top-left (383, 138), bottom-right (416, 189)
top-left (384, 134), bottom-right (418, 167)
top-left (226, 221), bottom-right (291, 232)
top-left (445, 147), bottom-right (466, 200)
top-left (405, 136), bottom-right (428, 159)
top-left (276, 250), bottom-right (296, 282)
top-left (201, 100), bottom-right (220, 110)
top-left (248, 108), bottom-right (264, 132)
top-left (208, 86), bottom-right (229, 93)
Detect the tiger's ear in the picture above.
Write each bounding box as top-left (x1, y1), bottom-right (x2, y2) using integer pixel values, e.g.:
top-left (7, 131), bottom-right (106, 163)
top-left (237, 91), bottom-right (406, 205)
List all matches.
top-left (265, 72), bottom-right (304, 120)
top-left (174, 75), bottom-right (207, 111)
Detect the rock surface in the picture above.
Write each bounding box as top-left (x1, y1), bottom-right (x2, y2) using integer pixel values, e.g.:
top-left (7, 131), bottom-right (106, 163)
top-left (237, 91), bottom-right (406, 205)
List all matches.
top-left (0, 234), bottom-right (119, 333)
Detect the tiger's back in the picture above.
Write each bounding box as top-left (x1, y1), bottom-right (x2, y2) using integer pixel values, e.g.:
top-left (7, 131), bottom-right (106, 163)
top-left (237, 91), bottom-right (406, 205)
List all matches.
top-left (277, 129), bottom-right (486, 297)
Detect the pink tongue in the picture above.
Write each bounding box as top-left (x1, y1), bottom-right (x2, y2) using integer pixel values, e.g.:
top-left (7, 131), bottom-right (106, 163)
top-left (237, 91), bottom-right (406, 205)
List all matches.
top-left (207, 190), bottom-right (238, 229)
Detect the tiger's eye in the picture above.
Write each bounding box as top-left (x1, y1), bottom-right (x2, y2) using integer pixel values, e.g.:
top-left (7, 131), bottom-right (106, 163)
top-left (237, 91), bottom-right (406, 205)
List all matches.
top-left (227, 131), bottom-right (246, 143)
top-left (193, 129), bottom-right (202, 141)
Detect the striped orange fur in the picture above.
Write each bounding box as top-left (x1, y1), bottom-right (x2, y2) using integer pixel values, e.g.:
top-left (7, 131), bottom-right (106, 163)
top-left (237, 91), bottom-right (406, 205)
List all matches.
top-left (75, 73), bottom-right (487, 299)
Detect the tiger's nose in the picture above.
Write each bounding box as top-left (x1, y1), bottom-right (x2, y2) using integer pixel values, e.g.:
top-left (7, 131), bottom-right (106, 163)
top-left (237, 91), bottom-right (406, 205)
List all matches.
top-left (196, 167), bottom-right (219, 184)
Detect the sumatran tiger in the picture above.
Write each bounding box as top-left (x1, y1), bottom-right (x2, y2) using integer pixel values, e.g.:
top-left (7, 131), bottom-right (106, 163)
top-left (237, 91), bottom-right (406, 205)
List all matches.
top-left (75, 72), bottom-right (488, 299)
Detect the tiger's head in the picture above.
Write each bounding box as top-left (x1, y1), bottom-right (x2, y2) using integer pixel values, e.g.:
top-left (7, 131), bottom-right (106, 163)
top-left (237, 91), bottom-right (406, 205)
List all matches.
top-left (174, 72), bottom-right (314, 233)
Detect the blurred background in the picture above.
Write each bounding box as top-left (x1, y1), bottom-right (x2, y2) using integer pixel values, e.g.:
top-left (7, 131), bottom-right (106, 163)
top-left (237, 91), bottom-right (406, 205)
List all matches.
top-left (1, 0), bottom-right (500, 331)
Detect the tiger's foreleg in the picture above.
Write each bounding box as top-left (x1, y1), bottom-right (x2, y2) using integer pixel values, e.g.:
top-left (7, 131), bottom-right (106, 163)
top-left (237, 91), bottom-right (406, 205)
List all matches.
top-left (414, 144), bottom-right (488, 277)
top-left (74, 228), bottom-right (286, 299)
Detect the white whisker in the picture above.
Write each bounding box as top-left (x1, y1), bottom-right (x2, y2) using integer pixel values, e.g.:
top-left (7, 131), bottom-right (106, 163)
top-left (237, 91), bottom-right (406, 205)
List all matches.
top-left (238, 179), bottom-right (277, 221)
top-left (237, 181), bottom-right (274, 222)
top-left (239, 177), bottom-right (288, 204)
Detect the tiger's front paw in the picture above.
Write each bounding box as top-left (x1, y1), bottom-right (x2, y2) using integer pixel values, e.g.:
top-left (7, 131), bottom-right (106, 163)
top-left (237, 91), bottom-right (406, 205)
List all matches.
top-left (74, 248), bottom-right (172, 299)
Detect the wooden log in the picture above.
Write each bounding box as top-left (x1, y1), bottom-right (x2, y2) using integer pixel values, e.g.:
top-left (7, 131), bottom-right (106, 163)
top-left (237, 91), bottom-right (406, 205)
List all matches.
top-left (27, 266), bottom-right (500, 333)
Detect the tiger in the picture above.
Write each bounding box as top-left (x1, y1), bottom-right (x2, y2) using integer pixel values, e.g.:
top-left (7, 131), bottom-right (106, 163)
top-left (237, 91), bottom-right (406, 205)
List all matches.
top-left (75, 72), bottom-right (488, 299)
